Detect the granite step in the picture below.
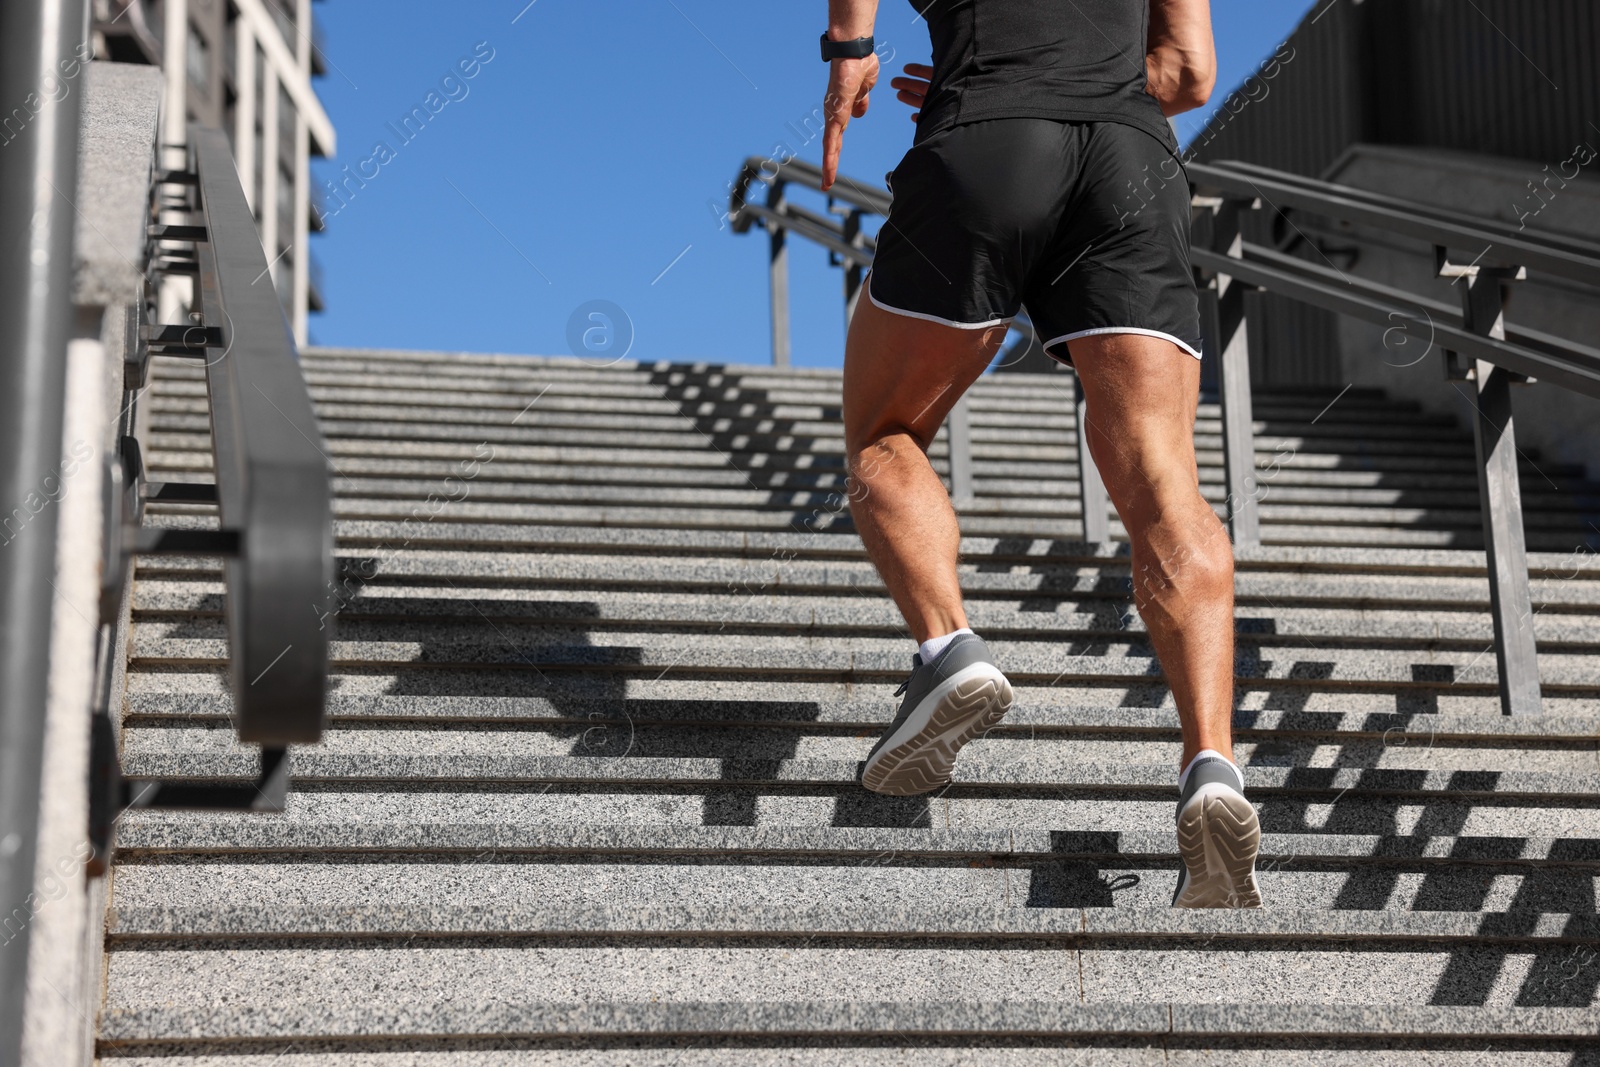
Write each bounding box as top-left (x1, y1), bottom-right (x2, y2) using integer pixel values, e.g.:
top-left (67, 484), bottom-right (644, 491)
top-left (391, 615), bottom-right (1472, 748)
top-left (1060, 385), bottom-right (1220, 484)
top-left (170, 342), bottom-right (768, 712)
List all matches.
top-left (134, 454), bottom-right (1600, 519)
top-left (117, 691), bottom-right (1600, 741)
top-left (80, 1042), bottom-right (1600, 1067)
top-left (105, 812), bottom-right (1600, 867)
top-left (121, 626), bottom-right (1600, 692)
top-left (123, 522), bottom-right (1600, 577)
top-left (111, 719), bottom-right (1600, 777)
top-left (127, 667), bottom-right (1582, 717)
top-left (102, 782), bottom-right (1600, 839)
top-left (128, 579), bottom-right (1600, 649)
top-left (147, 407), bottom-right (1563, 477)
top-left (138, 428), bottom-right (1600, 495)
top-left (111, 739), bottom-right (1600, 800)
top-left (100, 898), bottom-right (1600, 945)
top-left (93, 947), bottom-right (1600, 1036)
top-left (152, 391), bottom-right (1536, 463)
top-left (134, 499), bottom-right (1599, 551)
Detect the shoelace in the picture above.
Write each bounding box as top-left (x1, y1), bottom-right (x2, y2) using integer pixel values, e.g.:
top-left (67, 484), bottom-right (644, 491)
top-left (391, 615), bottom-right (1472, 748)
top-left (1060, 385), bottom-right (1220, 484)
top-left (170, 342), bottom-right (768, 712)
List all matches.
top-left (892, 654), bottom-right (924, 698)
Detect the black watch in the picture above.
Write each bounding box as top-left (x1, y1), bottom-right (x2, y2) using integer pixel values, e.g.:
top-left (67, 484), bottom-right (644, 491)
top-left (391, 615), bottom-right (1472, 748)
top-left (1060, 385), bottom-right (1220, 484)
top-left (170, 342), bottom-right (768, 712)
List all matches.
top-left (820, 32), bottom-right (875, 61)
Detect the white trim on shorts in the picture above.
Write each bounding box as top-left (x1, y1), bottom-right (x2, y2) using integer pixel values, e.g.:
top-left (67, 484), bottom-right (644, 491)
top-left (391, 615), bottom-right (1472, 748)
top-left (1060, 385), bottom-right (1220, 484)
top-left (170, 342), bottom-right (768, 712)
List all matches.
top-left (1042, 326), bottom-right (1203, 360)
top-left (866, 272), bottom-right (1015, 330)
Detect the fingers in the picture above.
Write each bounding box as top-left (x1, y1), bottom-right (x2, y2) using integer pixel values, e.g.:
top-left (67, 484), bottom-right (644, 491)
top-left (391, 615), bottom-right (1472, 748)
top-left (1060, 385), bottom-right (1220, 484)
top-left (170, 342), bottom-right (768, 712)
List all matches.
top-left (897, 62), bottom-right (931, 123)
top-left (852, 58), bottom-right (878, 118)
top-left (822, 72), bottom-right (854, 191)
top-left (820, 56), bottom-right (879, 191)
top-left (822, 122), bottom-right (842, 190)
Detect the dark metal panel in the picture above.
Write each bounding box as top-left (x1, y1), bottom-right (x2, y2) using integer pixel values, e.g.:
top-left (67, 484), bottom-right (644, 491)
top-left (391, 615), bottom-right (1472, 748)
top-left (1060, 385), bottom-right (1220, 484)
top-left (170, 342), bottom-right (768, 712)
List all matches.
top-left (1190, 0), bottom-right (1600, 176)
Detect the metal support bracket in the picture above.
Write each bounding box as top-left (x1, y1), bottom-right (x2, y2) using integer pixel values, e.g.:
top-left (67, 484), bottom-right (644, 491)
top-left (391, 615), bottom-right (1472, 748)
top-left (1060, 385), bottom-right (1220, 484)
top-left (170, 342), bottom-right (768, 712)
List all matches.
top-left (1196, 196), bottom-right (1262, 546)
top-left (842, 207), bottom-right (865, 327)
top-left (98, 436), bottom-right (144, 623)
top-left (146, 222), bottom-right (208, 242)
top-left (945, 393), bottom-right (974, 509)
top-left (1436, 247), bottom-right (1535, 385)
top-left (766, 179), bottom-right (791, 368)
top-left (123, 300), bottom-right (149, 391)
top-left (123, 747), bottom-right (289, 812)
top-left (1442, 257), bottom-right (1543, 716)
top-left (1075, 375), bottom-right (1111, 543)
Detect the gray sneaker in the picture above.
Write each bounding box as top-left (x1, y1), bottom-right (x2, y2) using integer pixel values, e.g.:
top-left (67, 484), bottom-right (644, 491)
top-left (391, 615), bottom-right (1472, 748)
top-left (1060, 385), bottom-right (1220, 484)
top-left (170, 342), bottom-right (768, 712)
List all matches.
top-left (860, 633), bottom-right (1014, 797)
top-left (1172, 754), bottom-right (1262, 908)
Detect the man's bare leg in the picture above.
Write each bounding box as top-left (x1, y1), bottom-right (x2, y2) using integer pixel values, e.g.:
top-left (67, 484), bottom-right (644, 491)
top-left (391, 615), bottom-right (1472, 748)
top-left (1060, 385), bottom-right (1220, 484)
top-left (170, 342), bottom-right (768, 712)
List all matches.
top-left (842, 294), bottom-right (1006, 643)
top-left (846, 307), bottom-right (1237, 771)
top-left (1065, 332), bottom-right (1235, 772)
top-left (1068, 334), bottom-right (1256, 908)
top-left (844, 294), bottom-right (1016, 797)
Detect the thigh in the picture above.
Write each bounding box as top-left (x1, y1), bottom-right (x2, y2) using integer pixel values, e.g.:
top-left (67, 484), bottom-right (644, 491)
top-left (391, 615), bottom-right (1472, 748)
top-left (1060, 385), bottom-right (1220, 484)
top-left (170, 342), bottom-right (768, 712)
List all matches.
top-left (1066, 331), bottom-right (1202, 504)
top-left (842, 292), bottom-right (1007, 454)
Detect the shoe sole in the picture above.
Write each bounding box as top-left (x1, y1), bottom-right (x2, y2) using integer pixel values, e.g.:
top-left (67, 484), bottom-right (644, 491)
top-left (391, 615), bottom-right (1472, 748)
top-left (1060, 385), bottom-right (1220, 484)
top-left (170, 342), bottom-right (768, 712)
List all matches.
top-left (1174, 783), bottom-right (1263, 908)
top-left (860, 664), bottom-right (1013, 797)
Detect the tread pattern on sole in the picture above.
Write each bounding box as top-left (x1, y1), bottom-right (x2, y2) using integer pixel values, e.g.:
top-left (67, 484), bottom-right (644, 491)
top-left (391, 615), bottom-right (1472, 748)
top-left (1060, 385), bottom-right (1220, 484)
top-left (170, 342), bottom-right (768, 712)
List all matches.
top-left (1175, 788), bottom-right (1263, 909)
top-left (861, 670), bottom-right (1014, 797)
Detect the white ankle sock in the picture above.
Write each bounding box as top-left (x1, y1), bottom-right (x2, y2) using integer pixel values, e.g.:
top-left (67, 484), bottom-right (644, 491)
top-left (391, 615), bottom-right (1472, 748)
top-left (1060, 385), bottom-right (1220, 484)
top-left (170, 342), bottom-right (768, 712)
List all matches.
top-left (918, 627), bottom-right (973, 664)
top-left (1179, 748), bottom-right (1244, 791)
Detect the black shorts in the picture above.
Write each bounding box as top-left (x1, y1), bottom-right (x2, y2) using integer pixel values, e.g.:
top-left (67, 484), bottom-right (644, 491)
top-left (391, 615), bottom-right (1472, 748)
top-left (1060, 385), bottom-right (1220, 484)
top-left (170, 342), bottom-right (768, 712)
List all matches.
top-left (868, 118), bottom-right (1203, 366)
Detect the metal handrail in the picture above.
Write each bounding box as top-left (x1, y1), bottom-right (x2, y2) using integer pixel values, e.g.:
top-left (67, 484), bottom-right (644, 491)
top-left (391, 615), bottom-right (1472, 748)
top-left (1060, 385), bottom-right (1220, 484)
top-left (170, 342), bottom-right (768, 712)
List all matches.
top-left (1191, 160), bottom-right (1600, 289)
top-left (186, 126), bottom-right (333, 745)
top-left (731, 155), bottom-right (891, 224)
top-left (730, 151), bottom-right (1600, 718)
top-left (104, 124), bottom-right (333, 811)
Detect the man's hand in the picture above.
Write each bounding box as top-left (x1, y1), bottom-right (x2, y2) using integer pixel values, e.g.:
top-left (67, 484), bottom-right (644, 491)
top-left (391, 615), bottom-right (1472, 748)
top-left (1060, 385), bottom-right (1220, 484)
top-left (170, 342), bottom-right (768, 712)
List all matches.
top-left (890, 62), bottom-right (933, 122)
top-left (821, 52), bottom-right (879, 191)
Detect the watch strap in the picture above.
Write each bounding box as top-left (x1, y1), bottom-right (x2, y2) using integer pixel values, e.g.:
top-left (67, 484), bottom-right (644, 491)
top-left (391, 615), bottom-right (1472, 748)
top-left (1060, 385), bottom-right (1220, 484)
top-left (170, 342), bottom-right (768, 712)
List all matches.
top-left (820, 33), bottom-right (875, 61)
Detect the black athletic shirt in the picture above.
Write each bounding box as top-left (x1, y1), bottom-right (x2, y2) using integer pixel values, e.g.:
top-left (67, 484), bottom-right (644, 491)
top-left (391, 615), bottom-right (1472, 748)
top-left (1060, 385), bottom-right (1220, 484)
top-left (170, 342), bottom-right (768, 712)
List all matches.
top-left (908, 0), bottom-right (1177, 154)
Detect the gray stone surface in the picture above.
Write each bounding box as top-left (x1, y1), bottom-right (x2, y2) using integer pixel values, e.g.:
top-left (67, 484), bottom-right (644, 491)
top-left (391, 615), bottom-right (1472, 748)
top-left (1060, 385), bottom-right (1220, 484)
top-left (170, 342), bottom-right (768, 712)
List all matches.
top-left (71, 62), bottom-right (163, 307)
top-left (98, 348), bottom-right (1600, 1057)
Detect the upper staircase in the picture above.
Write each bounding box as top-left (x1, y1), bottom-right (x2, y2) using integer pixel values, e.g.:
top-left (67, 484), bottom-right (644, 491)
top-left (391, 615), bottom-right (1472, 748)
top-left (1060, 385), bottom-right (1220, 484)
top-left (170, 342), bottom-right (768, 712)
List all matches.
top-left (98, 345), bottom-right (1600, 1063)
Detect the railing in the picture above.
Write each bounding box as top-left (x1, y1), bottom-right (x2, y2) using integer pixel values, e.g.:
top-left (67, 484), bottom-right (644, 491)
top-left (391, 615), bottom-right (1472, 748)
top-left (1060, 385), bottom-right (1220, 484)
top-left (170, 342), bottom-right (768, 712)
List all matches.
top-left (97, 124), bottom-right (333, 816)
top-left (729, 152), bottom-right (1600, 718)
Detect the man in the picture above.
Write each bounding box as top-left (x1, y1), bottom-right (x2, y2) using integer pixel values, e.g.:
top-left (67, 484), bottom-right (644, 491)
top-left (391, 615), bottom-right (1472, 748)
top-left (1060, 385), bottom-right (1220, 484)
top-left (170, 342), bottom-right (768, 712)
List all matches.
top-left (820, 0), bottom-right (1260, 908)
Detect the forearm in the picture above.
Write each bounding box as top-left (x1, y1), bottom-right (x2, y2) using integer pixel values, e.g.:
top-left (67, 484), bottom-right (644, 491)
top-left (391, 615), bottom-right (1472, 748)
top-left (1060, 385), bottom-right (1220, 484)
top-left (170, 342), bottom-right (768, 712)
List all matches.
top-left (1146, 0), bottom-right (1216, 115)
top-left (828, 0), bottom-right (878, 39)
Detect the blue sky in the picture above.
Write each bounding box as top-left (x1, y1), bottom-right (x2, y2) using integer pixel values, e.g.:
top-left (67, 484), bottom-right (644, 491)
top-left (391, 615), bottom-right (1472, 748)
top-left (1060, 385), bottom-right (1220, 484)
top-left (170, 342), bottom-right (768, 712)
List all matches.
top-left (307, 0), bottom-right (1316, 368)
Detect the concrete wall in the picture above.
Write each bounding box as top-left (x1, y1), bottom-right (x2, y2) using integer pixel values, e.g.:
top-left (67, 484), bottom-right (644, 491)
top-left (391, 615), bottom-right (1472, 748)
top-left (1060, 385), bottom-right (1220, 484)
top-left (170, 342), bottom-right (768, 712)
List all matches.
top-left (1324, 144), bottom-right (1600, 483)
top-left (18, 60), bottom-right (163, 1067)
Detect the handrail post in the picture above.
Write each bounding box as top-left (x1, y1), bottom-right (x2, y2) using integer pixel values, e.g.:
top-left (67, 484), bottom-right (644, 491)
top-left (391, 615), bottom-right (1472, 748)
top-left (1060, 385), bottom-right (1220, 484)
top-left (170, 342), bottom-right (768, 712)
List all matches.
top-left (1197, 196), bottom-right (1262, 546)
top-left (1074, 372), bottom-right (1111, 543)
top-left (946, 393), bottom-right (974, 508)
top-left (842, 207), bottom-right (865, 327)
top-left (1443, 253), bottom-right (1541, 715)
top-left (766, 178), bottom-right (790, 368)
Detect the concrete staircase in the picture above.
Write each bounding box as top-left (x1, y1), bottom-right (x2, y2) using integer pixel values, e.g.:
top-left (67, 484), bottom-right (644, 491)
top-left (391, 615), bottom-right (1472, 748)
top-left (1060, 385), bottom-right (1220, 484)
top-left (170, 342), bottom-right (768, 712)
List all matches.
top-left (98, 346), bottom-right (1600, 1064)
